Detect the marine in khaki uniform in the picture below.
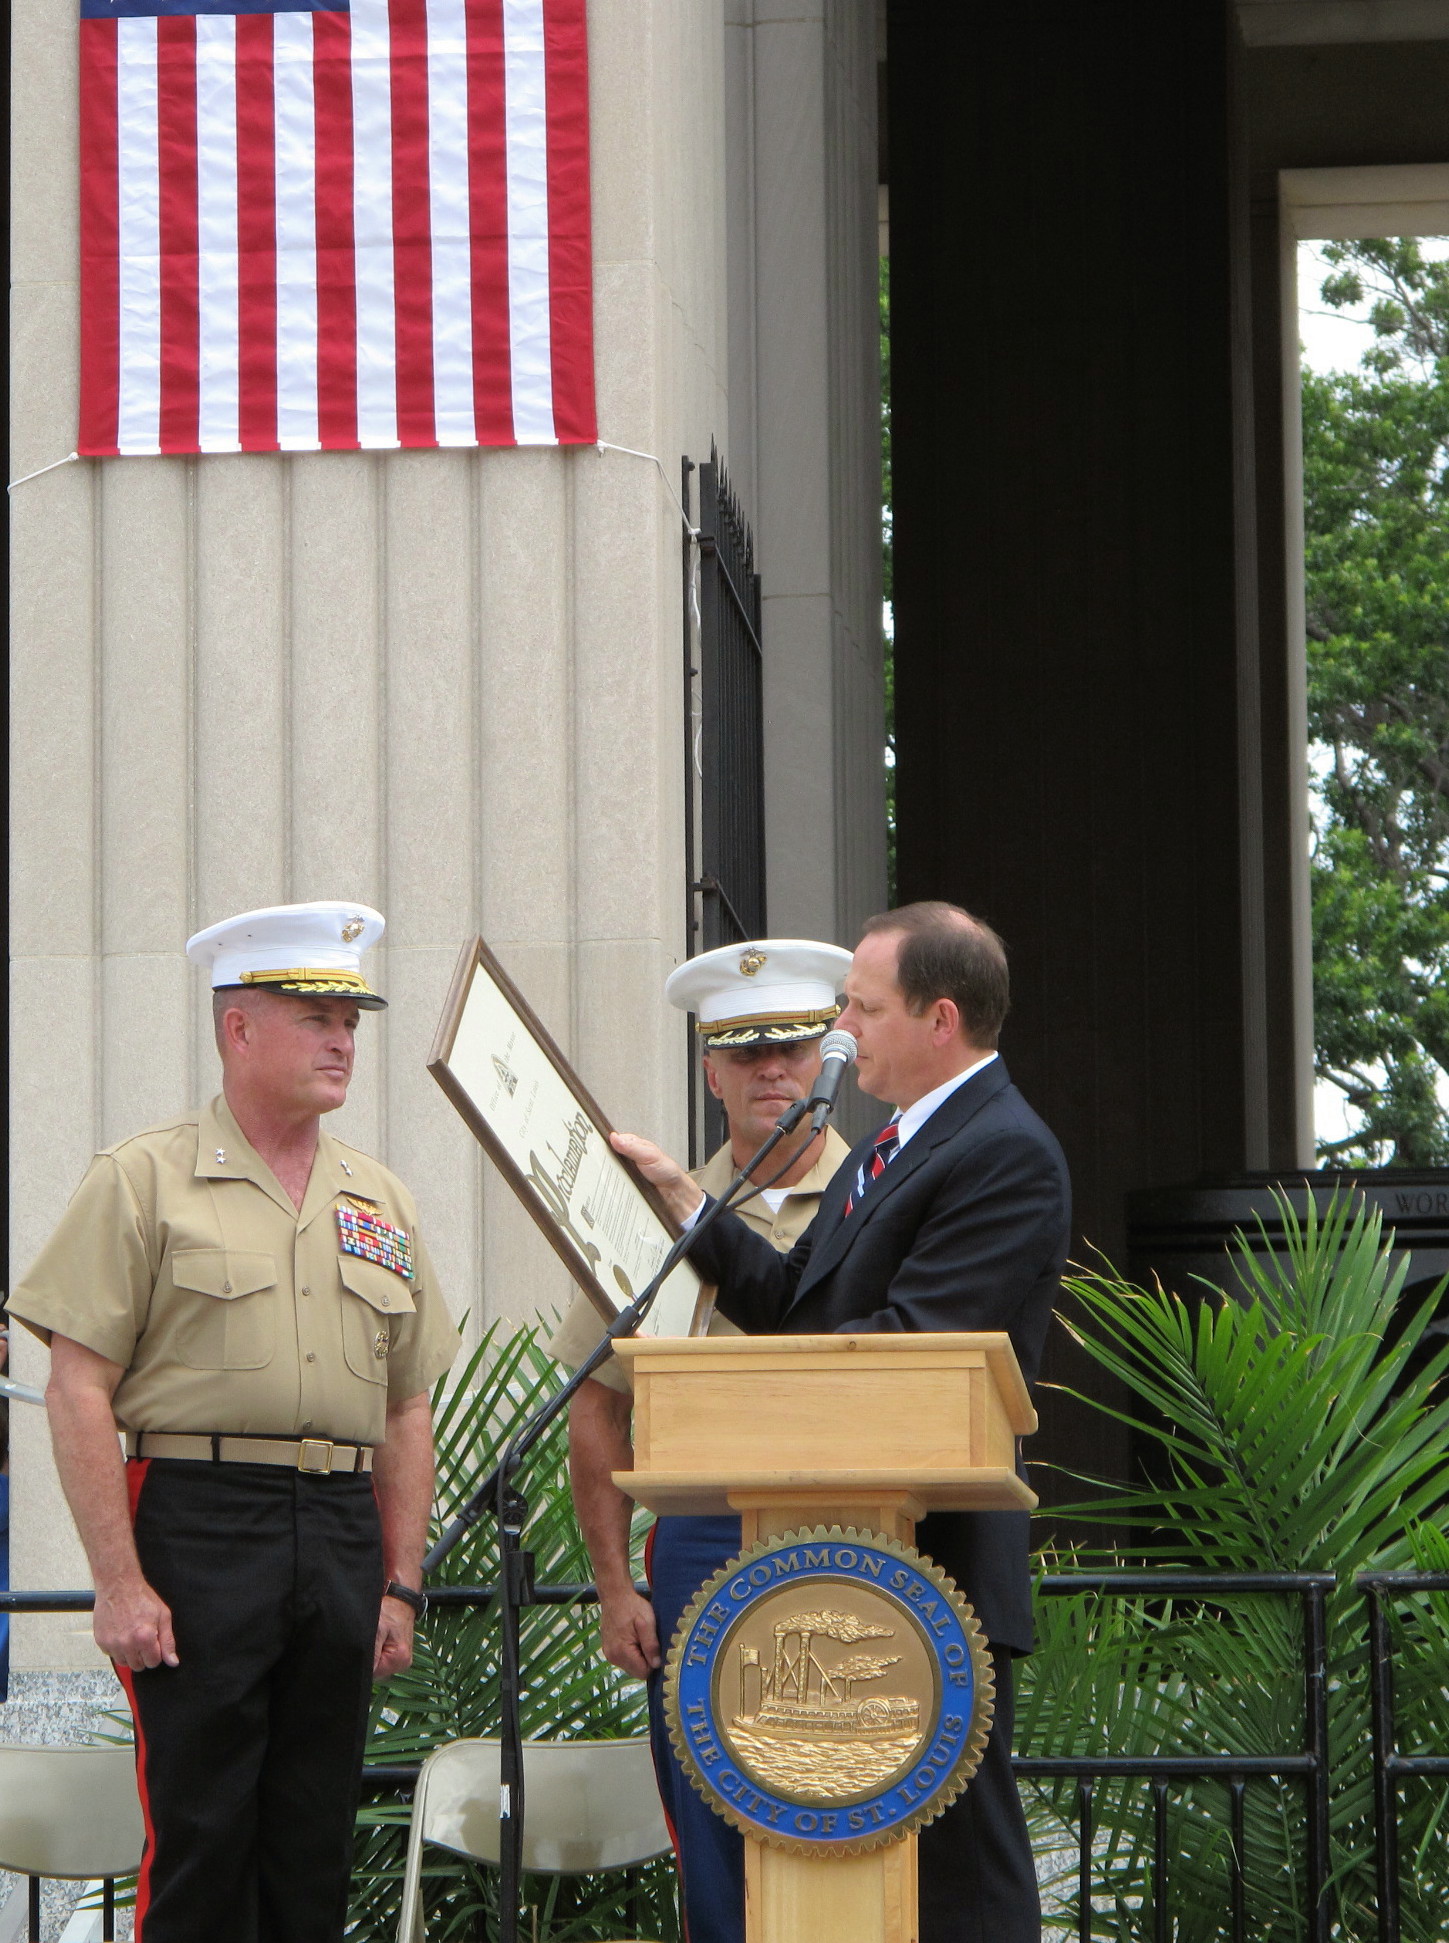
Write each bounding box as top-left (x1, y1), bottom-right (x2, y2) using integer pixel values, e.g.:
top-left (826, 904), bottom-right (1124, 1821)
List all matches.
top-left (10, 903), bottom-right (458, 1943)
top-left (553, 940), bottom-right (852, 1943)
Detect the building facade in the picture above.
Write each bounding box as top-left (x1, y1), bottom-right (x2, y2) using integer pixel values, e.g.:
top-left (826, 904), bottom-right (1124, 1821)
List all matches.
top-left (14, 0), bottom-right (1449, 1674)
top-left (7, 0), bottom-right (886, 1673)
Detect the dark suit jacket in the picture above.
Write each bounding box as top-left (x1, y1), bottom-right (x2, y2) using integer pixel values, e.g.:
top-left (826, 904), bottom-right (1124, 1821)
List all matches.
top-left (684, 1056), bottom-right (1070, 1654)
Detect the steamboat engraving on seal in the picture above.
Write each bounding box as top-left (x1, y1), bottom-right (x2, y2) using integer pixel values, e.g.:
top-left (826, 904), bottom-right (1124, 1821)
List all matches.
top-left (663, 1526), bottom-right (994, 1854)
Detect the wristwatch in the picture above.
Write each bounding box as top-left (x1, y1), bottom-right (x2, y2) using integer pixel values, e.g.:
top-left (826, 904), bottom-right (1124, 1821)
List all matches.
top-left (384, 1579), bottom-right (427, 1616)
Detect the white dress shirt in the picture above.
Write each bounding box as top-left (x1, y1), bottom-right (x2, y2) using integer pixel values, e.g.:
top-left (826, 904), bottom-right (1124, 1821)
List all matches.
top-left (893, 1051), bottom-right (998, 1148)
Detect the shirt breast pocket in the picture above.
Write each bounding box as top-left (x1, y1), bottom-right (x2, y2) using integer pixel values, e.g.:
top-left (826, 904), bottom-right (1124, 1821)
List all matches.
top-left (338, 1255), bottom-right (417, 1385)
top-left (170, 1250), bottom-right (278, 1371)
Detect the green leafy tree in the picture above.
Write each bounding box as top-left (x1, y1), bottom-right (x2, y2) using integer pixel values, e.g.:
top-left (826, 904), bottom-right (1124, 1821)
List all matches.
top-left (1305, 238), bottom-right (1449, 1162)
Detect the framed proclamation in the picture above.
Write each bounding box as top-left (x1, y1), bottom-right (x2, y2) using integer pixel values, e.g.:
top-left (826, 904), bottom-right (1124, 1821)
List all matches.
top-left (428, 937), bottom-right (713, 1338)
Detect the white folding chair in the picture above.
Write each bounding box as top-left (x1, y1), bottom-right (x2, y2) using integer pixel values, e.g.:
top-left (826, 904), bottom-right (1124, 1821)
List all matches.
top-left (396, 1736), bottom-right (671, 1943)
top-left (0, 1746), bottom-right (144, 1941)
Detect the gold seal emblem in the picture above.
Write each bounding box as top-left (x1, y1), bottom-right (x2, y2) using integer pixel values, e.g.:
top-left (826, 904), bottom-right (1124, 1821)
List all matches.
top-left (341, 918), bottom-right (366, 944)
top-left (665, 1526), bottom-right (993, 1854)
top-left (738, 950), bottom-right (767, 977)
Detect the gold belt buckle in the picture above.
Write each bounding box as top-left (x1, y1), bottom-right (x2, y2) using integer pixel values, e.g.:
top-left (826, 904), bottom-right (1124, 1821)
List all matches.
top-left (297, 1438), bottom-right (335, 1474)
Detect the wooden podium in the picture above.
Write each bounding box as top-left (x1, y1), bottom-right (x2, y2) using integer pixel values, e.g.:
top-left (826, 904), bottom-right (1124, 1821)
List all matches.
top-left (611, 1333), bottom-right (1037, 1943)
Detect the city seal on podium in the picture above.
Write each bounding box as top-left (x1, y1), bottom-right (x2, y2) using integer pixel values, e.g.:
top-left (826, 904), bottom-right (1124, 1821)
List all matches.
top-left (663, 1526), bottom-right (994, 1854)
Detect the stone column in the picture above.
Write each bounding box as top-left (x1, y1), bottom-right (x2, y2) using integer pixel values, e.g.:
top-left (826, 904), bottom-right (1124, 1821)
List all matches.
top-left (725, 0), bottom-right (887, 958)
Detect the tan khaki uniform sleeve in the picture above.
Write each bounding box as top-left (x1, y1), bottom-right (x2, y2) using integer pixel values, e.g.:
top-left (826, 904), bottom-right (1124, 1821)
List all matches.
top-left (381, 1230), bottom-right (458, 1400)
top-left (8, 1154), bottom-right (155, 1364)
top-left (546, 1289), bottom-right (629, 1393)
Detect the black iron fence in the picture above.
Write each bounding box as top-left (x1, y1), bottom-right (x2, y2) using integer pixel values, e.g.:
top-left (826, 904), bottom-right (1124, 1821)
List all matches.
top-left (680, 441), bottom-right (765, 1160)
top-left (1360, 1570), bottom-right (1449, 1943)
top-left (1020, 1573), bottom-right (1333, 1943)
top-left (689, 442), bottom-right (765, 957)
top-left (4, 1571), bottom-right (1444, 1939)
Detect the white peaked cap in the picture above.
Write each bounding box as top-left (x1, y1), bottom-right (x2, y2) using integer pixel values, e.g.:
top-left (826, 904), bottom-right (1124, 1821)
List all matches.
top-left (186, 901), bottom-right (388, 1009)
top-left (665, 939), bottom-right (853, 1048)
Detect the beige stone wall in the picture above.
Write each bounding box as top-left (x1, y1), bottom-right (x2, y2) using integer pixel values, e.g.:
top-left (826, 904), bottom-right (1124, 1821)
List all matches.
top-left (8, 0), bottom-right (732, 1671)
top-left (7, 0), bottom-right (883, 1670)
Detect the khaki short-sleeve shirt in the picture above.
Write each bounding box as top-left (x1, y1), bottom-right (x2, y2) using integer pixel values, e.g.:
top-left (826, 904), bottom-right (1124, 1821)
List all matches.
top-left (545, 1127), bottom-right (851, 1394)
top-left (9, 1096), bottom-right (459, 1445)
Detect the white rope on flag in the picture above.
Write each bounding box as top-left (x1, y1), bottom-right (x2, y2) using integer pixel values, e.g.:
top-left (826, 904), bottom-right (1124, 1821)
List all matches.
top-left (593, 438), bottom-right (700, 538)
top-left (8, 451), bottom-right (81, 492)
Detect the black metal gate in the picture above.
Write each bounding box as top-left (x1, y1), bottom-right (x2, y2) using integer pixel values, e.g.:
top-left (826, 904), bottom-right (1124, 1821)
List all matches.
top-left (2, 1571), bottom-right (1444, 1934)
top-left (681, 445), bottom-right (765, 1159)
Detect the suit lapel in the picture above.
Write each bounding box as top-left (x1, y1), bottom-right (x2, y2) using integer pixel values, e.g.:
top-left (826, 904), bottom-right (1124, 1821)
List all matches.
top-left (787, 1058), bottom-right (1013, 1310)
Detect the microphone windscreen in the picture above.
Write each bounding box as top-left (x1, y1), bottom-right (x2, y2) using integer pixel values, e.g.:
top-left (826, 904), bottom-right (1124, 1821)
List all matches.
top-left (818, 1028), bottom-right (858, 1065)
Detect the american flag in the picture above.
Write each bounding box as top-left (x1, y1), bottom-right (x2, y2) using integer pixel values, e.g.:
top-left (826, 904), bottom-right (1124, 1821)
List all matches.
top-left (78, 0), bottom-right (596, 455)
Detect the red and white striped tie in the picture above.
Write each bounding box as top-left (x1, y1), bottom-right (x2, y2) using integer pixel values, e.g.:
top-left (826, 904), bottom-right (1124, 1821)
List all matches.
top-left (843, 1119), bottom-right (901, 1217)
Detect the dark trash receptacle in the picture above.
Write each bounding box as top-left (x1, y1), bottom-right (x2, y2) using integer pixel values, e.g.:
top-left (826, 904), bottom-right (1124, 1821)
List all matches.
top-left (1119, 1174), bottom-right (1449, 1509)
top-left (1126, 1173), bottom-right (1449, 1390)
top-left (1128, 1172), bottom-right (1449, 1298)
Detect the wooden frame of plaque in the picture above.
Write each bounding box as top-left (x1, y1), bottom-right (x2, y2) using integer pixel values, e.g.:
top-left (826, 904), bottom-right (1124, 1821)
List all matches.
top-left (428, 935), bottom-right (713, 1338)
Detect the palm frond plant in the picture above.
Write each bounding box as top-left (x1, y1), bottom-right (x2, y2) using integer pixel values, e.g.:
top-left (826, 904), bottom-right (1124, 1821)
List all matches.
top-left (1018, 1190), bottom-right (1449, 1941)
top-left (348, 1317), bottom-right (679, 1942)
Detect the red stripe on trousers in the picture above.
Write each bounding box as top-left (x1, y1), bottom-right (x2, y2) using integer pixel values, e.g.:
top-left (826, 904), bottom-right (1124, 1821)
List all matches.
top-left (464, 0), bottom-right (513, 443)
top-left (155, 16), bottom-right (200, 453)
top-left (639, 1519), bottom-right (695, 1940)
top-left (118, 1460), bottom-right (157, 1943)
top-left (540, 0), bottom-right (595, 443)
top-left (78, 20), bottom-right (122, 456)
top-left (312, 9), bottom-right (359, 448)
top-left (388, 0), bottom-right (436, 446)
top-left (235, 13), bottom-right (279, 450)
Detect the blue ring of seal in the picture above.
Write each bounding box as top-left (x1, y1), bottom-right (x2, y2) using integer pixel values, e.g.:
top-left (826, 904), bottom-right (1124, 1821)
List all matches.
top-left (670, 1532), bottom-right (982, 1850)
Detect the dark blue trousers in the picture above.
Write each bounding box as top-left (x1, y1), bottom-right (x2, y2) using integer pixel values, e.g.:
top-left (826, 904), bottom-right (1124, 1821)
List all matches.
top-left (644, 1513), bottom-right (1040, 1943)
top-left (646, 1514), bottom-right (744, 1943)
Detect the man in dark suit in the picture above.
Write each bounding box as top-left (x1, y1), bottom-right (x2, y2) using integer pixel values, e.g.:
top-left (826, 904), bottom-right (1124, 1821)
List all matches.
top-left (614, 901), bottom-right (1070, 1943)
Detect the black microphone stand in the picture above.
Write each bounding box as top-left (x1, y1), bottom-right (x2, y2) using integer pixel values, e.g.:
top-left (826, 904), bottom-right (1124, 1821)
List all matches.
top-left (421, 1097), bottom-right (816, 1943)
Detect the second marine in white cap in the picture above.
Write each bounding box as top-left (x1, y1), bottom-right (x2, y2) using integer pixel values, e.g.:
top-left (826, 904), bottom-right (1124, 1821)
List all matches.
top-left (554, 935), bottom-right (854, 1717)
top-left (664, 938), bottom-right (854, 1048)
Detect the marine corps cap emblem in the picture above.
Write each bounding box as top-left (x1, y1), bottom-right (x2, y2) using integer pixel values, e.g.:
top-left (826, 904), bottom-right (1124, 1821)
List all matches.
top-left (739, 950), bottom-right (767, 977)
top-left (341, 918), bottom-right (366, 944)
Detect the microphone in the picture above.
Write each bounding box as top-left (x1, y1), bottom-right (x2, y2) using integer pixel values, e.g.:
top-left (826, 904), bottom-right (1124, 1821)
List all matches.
top-left (806, 1029), bottom-right (858, 1132)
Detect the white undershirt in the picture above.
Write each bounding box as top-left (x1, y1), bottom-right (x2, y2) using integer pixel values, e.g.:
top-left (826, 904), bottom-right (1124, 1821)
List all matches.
top-left (758, 1187), bottom-right (790, 1214)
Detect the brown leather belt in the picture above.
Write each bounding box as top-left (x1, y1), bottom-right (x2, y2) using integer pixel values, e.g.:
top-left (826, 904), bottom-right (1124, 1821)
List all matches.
top-left (125, 1431), bottom-right (374, 1475)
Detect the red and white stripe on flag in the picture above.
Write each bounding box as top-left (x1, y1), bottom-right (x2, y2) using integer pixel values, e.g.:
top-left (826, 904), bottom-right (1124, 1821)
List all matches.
top-left (78, 0), bottom-right (596, 455)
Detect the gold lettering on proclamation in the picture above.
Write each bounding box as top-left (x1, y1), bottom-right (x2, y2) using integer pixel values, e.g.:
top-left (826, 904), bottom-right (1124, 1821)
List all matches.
top-left (526, 1149), bottom-right (604, 1279)
top-left (546, 1111), bottom-right (593, 1204)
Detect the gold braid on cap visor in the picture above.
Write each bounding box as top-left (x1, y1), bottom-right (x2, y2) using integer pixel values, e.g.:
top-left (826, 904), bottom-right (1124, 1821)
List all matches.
top-left (699, 1005), bottom-right (841, 1047)
top-left (239, 968), bottom-right (378, 997)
